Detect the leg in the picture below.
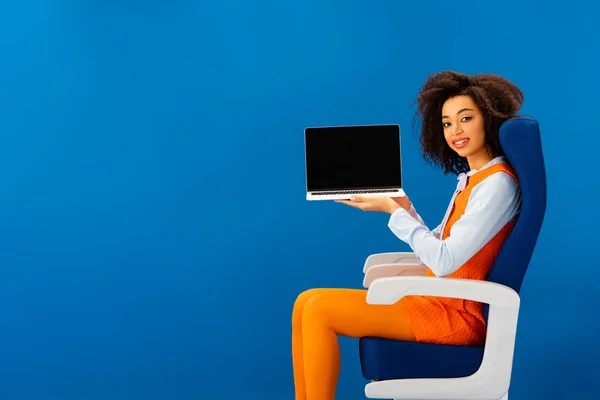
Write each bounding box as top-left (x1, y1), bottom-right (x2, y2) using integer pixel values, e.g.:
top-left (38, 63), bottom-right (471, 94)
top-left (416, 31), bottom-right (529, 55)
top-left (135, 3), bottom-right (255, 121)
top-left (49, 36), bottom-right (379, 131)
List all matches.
top-left (292, 289), bottom-right (322, 400)
top-left (292, 288), bottom-right (415, 400)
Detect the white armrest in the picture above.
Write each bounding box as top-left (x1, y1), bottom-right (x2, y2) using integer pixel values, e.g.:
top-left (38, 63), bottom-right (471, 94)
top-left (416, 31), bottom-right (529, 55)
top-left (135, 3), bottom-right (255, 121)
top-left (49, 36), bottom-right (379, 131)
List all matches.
top-left (363, 252), bottom-right (419, 272)
top-left (367, 276), bottom-right (519, 307)
top-left (362, 263), bottom-right (428, 288)
top-left (364, 276), bottom-right (520, 400)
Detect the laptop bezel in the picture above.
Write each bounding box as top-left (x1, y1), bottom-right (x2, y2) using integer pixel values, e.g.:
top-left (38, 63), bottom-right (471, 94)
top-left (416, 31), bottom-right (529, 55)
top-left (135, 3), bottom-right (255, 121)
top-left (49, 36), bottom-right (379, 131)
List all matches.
top-left (303, 123), bottom-right (403, 194)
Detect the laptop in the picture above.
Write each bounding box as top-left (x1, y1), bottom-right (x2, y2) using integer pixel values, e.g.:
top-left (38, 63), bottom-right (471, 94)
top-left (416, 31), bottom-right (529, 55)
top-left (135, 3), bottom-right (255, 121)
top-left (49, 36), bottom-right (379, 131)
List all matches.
top-left (304, 124), bottom-right (405, 201)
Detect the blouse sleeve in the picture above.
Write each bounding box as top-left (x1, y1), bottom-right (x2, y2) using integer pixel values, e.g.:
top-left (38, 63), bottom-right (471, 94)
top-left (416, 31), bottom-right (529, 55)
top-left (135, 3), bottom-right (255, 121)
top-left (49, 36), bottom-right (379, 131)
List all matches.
top-left (407, 203), bottom-right (442, 239)
top-left (387, 172), bottom-right (521, 277)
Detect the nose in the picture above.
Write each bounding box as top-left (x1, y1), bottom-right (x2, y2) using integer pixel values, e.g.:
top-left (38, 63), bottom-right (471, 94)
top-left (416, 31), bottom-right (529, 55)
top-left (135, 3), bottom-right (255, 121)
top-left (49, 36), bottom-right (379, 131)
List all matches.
top-left (451, 124), bottom-right (462, 136)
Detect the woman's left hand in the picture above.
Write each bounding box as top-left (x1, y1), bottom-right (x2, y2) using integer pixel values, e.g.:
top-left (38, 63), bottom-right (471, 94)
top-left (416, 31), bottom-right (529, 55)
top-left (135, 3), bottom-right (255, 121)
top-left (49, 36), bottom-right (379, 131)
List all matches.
top-left (335, 195), bottom-right (403, 214)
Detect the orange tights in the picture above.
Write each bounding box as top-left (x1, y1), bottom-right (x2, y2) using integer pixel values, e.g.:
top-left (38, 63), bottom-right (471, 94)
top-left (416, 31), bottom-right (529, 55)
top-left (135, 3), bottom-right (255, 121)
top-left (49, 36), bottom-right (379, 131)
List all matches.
top-left (291, 288), bottom-right (415, 400)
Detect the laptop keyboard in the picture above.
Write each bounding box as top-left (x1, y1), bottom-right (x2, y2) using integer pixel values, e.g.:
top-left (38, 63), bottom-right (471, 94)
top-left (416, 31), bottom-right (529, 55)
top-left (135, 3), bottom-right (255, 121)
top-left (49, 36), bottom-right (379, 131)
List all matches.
top-left (313, 189), bottom-right (400, 195)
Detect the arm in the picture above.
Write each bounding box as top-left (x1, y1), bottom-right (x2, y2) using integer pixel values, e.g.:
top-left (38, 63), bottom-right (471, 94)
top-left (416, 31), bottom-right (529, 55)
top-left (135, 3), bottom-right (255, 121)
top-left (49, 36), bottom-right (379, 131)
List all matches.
top-left (406, 203), bottom-right (442, 239)
top-left (387, 172), bottom-right (521, 277)
top-left (360, 204), bottom-right (440, 277)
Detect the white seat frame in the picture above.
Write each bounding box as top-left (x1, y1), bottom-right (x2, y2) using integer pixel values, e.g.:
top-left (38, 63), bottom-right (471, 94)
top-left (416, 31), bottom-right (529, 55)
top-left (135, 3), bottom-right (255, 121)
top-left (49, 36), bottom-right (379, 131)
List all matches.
top-left (362, 252), bottom-right (519, 400)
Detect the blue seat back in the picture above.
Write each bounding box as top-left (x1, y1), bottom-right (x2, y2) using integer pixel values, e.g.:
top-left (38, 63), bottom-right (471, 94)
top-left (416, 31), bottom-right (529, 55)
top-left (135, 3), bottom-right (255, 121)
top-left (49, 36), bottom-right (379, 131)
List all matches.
top-left (483, 116), bottom-right (547, 321)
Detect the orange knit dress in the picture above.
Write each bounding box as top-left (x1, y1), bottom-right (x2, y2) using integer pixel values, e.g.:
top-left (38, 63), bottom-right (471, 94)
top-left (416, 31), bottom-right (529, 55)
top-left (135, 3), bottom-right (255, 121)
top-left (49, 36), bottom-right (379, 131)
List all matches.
top-left (400, 163), bottom-right (519, 346)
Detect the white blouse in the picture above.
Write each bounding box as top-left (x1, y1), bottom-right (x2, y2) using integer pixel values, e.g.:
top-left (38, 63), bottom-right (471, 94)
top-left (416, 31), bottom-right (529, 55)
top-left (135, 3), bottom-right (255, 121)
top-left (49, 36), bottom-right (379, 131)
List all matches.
top-left (387, 157), bottom-right (521, 277)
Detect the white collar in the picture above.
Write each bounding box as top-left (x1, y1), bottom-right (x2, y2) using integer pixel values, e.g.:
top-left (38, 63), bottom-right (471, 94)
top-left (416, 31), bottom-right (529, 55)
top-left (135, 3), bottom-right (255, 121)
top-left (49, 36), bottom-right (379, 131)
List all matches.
top-left (457, 156), bottom-right (507, 190)
top-left (466, 156), bottom-right (507, 177)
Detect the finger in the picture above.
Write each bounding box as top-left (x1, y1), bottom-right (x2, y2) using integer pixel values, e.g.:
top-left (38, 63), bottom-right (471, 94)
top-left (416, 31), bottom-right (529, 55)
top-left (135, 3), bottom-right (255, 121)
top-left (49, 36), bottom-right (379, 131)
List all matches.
top-left (350, 195), bottom-right (367, 202)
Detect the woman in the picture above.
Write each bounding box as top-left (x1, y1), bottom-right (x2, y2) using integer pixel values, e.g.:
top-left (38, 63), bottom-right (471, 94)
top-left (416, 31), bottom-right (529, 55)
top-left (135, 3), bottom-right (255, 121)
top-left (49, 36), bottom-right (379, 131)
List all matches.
top-left (291, 71), bottom-right (525, 400)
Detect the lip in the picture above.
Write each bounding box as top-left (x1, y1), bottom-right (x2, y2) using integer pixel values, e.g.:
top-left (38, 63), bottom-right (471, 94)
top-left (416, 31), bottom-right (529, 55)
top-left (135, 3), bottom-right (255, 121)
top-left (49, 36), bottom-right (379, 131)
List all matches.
top-left (452, 137), bottom-right (470, 149)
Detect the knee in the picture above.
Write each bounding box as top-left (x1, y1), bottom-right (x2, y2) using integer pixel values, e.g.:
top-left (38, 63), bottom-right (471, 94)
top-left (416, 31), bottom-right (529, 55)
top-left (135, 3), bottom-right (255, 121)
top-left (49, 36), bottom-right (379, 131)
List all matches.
top-left (292, 288), bottom-right (322, 328)
top-left (302, 294), bottom-right (328, 327)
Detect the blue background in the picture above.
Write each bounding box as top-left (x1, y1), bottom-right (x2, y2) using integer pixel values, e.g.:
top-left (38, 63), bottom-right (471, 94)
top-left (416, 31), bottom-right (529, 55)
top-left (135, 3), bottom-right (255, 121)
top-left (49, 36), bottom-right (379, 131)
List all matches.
top-left (0, 0), bottom-right (598, 399)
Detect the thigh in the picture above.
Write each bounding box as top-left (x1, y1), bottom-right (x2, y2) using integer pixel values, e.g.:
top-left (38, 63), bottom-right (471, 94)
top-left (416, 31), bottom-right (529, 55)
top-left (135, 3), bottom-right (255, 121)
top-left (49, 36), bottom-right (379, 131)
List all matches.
top-left (302, 288), bottom-right (415, 341)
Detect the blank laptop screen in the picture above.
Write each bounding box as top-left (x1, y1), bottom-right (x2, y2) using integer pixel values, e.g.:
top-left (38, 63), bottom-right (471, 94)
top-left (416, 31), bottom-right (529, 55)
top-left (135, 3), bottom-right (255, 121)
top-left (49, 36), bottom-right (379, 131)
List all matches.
top-left (305, 125), bottom-right (402, 191)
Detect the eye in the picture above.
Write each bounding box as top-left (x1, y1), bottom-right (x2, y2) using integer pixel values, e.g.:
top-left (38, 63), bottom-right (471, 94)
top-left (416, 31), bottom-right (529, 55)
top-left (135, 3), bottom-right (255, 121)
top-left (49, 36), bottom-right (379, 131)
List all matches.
top-left (443, 122), bottom-right (451, 128)
top-left (461, 116), bottom-right (473, 122)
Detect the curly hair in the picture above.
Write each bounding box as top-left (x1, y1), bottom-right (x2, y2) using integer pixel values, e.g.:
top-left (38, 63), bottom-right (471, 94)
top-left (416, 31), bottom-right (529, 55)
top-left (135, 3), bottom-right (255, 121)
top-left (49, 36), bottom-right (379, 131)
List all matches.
top-left (413, 71), bottom-right (524, 175)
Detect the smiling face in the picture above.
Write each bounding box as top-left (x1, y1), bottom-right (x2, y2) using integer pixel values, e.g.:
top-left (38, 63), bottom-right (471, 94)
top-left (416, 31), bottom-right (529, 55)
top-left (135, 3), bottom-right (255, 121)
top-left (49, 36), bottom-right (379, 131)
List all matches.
top-left (441, 95), bottom-right (492, 170)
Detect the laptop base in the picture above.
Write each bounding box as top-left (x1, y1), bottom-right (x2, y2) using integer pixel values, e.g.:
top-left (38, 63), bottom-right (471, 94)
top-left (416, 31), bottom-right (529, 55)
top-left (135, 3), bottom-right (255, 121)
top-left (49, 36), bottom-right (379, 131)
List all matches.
top-left (307, 188), bottom-right (406, 201)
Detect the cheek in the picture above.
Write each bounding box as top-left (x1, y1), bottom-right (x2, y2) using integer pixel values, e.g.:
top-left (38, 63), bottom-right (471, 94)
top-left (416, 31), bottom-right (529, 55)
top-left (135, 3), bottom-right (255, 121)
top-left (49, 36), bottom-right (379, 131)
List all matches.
top-left (478, 121), bottom-right (487, 141)
top-left (472, 132), bottom-right (485, 144)
top-left (470, 124), bottom-right (486, 144)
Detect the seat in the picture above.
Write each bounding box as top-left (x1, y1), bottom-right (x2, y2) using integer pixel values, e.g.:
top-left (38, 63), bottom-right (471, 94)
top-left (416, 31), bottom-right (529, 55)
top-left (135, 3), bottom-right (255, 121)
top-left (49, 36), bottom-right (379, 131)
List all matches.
top-left (359, 116), bottom-right (547, 400)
